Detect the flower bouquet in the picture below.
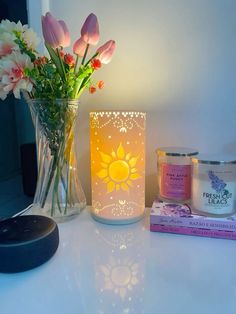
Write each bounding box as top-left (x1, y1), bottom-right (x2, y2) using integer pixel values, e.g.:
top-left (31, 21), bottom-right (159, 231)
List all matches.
top-left (0, 12), bottom-right (116, 221)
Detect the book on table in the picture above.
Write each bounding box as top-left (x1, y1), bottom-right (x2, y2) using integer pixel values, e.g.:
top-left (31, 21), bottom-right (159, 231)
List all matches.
top-left (150, 199), bottom-right (236, 240)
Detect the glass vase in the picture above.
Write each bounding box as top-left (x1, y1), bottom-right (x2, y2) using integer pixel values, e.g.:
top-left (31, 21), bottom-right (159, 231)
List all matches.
top-left (25, 96), bottom-right (86, 222)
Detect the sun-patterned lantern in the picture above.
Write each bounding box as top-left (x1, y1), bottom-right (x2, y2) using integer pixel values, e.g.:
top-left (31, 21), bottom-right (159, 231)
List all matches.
top-left (90, 111), bottom-right (146, 224)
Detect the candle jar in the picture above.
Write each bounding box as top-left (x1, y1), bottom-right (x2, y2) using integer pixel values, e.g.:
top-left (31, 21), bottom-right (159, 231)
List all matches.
top-left (156, 147), bottom-right (198, 203)
top-left (191, 155), bottom-right (236, 217)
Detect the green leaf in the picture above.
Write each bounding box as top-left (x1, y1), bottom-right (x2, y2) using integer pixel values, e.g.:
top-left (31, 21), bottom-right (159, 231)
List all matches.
top-left (14, 35), bottom-right (36, 62)
top-left (45, 43), bottom-right (65, 82)
top-left (72, 78), bottom-right (84, 98)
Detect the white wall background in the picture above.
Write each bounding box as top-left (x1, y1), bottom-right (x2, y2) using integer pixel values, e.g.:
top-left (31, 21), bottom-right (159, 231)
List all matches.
top-left (27, 0), bottom-right (236, 206)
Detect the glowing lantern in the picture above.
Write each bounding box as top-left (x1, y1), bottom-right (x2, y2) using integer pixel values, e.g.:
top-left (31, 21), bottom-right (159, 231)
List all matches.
top-left (90, 111), bottom-right (146, 224)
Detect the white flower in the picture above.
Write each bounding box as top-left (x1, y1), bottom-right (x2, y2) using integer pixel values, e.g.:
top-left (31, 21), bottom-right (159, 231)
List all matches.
top-left (0, 19), bottom-right (39, 52)
top-left (0, 32), bottom-right (18, 57)
top-left (0, 52), bottom-right (34, 100)
top-left (0, 19), bottom-right (25, 35)
top-left (22, 28), bottom-right (40, 50)
top-left (0, 82), bottom-right (8, 100)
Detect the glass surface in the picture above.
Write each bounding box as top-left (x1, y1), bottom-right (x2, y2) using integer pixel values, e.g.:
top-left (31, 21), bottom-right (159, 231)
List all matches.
top-left (1, 208), bottom-right (236, 314)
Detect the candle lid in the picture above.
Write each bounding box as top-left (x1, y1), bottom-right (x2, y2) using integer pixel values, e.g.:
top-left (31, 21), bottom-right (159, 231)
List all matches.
top-left (156, 147), bottom-right (198, 157)
top-left (191, 154), bottom-right (236, 165)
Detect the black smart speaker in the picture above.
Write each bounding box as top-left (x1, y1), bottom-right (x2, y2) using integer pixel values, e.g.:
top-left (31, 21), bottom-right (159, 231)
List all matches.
top-left (0, 215), bottom-right (59, 273)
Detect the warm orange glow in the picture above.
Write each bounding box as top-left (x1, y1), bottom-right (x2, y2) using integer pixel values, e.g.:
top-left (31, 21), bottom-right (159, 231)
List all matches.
top-left (90, 111), bottom-right (146, 224)
top-left (97, 142), bottom-right (141, 193)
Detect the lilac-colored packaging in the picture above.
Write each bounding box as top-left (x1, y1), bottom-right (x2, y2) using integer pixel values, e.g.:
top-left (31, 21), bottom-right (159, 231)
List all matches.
top-left (150, 224), bottom-right (236, 240)
top-left (150, 199), bottom-right (236, 234)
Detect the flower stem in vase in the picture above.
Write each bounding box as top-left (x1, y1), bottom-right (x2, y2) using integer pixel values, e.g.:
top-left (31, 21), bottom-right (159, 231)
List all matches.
top-left (64, 162), bottom-right (70, 215)
top-left (52, 160), bottom-right (62, 216)
top-left (40, 152), bottom-right (58, 209)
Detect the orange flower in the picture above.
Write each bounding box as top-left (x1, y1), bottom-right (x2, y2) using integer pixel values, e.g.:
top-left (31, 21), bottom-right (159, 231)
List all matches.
top-left (89, 86), bottom-right (96, 94)
top-left (34, 56), bottom-right (47, 66)
top-left (91, 58), bottom-right (101, 70)
top-left (97, 80), bottom-right (104, 89)
top-left (40, 56), bottom-right (47, 64)
top-left (34, 58), bottom-right (40, 66)
top-left (64, 53), bottom-right (75, 66)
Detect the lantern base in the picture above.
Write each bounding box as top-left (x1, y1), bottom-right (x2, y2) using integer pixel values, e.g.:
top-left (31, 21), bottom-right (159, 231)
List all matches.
top-left (90, 212), bottom-right (145, 225)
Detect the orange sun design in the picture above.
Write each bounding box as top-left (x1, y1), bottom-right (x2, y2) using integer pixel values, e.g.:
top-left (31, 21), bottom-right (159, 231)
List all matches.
top-left (97, 143), bottom-right (141, 193)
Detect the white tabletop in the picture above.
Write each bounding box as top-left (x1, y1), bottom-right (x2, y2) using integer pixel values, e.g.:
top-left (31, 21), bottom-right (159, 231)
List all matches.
top-left (0, 207), bottom-right (236, 314)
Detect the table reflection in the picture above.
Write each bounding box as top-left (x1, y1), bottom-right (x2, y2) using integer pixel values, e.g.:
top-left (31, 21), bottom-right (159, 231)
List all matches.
top-left (93, 220), bottom-right (146, 313)
top-left (99, 256), bottom-right (139, 300)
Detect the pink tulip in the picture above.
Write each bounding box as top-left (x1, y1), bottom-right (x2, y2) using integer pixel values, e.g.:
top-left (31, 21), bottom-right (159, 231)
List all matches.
top-left (81, 13), bottom-right (99, 46)
top-left (73, 37), bottom-right (89, 57)
top-left (97, 40), bottom-right (116, 64)
top-left (58, 20), bottom-right (71, 47)
top-left (41, 12), bottom-right (70, 49)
